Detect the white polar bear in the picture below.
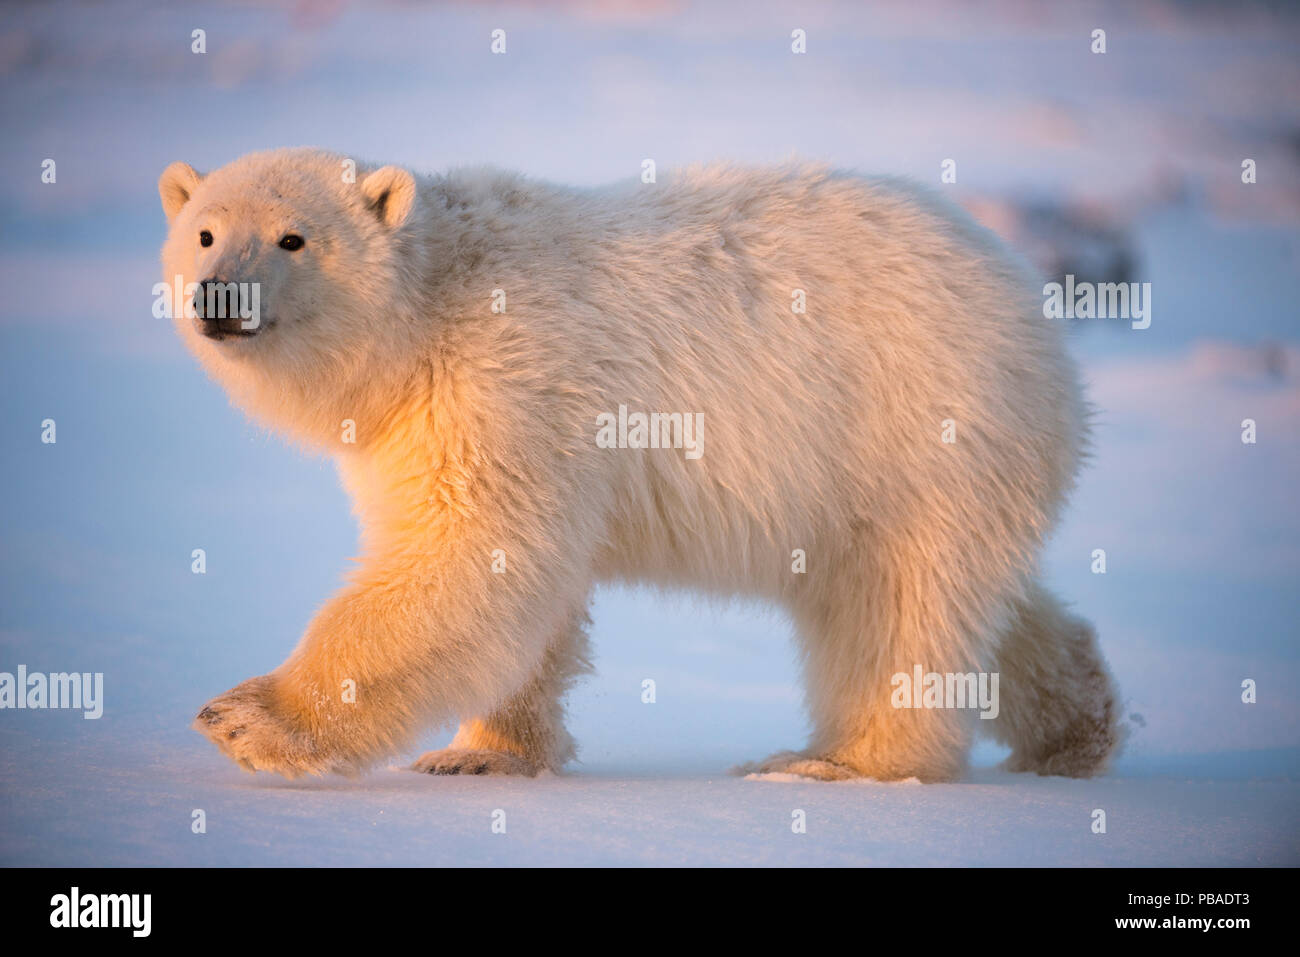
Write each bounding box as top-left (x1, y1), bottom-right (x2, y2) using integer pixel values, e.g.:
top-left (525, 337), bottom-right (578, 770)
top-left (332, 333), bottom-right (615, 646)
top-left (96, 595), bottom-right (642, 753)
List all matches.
top-left (159, 148), bottom-right (1121, 782)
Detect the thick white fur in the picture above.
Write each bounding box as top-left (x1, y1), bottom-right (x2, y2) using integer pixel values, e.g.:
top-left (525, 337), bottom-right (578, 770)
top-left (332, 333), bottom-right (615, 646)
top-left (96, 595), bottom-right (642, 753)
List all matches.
top-left (160, 148), bottom-right (1121, 781)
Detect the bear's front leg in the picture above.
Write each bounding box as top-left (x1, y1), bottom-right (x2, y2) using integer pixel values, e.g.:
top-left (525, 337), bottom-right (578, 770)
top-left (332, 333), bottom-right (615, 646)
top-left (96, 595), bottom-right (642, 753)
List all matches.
top-left (412, 607), bottom-right (592, 776)
top-left (194, 535), bottom-right (593, 778)
top-left (191, 383), bottom-right (605, 778)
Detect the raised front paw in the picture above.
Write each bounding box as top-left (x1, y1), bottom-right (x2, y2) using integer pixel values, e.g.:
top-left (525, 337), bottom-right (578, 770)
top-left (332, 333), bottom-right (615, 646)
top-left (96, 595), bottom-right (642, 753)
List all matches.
top-left (194, 675), bottom-right (326, 778)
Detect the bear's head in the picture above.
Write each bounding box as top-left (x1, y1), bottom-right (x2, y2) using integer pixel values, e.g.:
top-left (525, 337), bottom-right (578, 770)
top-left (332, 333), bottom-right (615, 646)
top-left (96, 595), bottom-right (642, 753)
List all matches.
top-left (158, 148), bottom-right (425, 443)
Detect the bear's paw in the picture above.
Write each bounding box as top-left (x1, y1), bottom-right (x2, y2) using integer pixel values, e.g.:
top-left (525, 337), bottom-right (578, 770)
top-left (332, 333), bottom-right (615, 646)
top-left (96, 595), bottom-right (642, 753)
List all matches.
top-left (194, 675), bottom-right (330, 778)
top-left (410, 748), bottom-right (539, 777)
top-left (731, 750), bottom-right (861, 781)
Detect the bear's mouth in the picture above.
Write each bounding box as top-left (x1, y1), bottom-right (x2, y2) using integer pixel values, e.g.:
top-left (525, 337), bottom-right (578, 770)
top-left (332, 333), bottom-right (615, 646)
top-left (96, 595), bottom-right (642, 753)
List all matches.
top-left (196, 318), bottom-right (274, 341)
top-left (201, 328), bottom-right (259, 341)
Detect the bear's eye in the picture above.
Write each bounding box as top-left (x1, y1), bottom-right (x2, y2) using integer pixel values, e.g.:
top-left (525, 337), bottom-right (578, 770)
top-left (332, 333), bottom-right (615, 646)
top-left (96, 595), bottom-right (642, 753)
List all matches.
top-left (278, 234), bottom-right (305, 251)
top-left (199, 230), bottom-right (213, 248)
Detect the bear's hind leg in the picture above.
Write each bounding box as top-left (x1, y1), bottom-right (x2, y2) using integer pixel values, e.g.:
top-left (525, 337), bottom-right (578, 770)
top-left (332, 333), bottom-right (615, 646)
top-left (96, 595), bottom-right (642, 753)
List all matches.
top-left (985, 582), bottom-right (1123, 777)
top-left (412, 609), bottom-right (593, 777)
top-left (741, 533), bottom-right (1006, 782)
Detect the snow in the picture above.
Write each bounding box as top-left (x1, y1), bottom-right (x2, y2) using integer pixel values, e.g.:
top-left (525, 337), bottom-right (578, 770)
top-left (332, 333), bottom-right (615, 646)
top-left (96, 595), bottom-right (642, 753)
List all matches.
top-left (1, 580), bottom-right (1295, 867)
top-left (2, 726), bottom-right (1294, 866)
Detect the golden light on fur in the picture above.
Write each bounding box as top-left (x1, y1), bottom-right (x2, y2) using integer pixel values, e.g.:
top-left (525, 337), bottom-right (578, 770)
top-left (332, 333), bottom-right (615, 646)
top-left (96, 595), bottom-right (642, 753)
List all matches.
top-left (161, 148), bottom-right (1122, 782)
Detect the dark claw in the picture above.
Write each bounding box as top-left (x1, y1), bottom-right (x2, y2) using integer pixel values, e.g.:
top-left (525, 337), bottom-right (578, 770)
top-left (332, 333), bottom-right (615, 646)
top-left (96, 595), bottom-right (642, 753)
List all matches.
top-left (198, 706), bottom-right (220, 725)
top-left (438, 765), bottom-right (460, 775)
top-left (473, 763), bottom-right (488, 775)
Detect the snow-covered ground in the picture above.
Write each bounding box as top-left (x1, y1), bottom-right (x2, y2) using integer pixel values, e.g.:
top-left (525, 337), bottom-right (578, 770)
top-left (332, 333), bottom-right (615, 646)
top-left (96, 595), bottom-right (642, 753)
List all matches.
top-left (1, 0), bottom-right (1298, 866)
top-left (3, 732), bottom-right (1296, 867)
top-left (1, 556), bottom-right (1295, 866)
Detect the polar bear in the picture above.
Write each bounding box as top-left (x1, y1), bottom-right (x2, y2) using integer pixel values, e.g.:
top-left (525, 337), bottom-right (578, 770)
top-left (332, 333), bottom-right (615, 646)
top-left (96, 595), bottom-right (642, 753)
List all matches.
top-left (159, 148), bottom-right (1121, 782)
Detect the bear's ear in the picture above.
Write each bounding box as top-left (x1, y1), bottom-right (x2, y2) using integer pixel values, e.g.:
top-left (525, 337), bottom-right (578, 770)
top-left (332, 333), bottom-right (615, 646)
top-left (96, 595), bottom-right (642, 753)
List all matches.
top-left (158, 164), bottom-right (201, 226)
top-left (159, 162), bottom-right (202, 222)
top-left (360, 165), bottom-right (417, 229)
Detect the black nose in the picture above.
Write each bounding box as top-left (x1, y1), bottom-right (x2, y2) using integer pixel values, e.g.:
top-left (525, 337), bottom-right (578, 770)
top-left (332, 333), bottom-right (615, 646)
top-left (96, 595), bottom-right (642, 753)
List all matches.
top-left (193, 278), bottom-right (257, 339)
top-left (195, 277), bottom-right (241, 322)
